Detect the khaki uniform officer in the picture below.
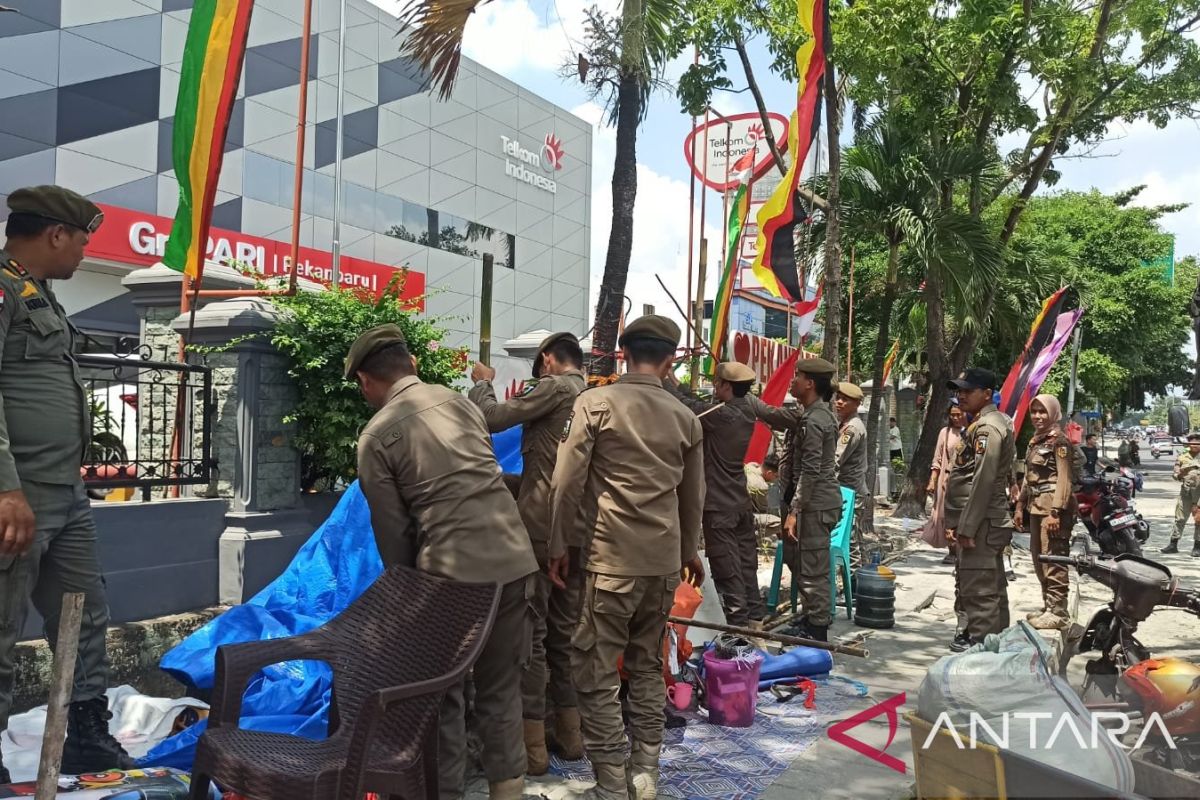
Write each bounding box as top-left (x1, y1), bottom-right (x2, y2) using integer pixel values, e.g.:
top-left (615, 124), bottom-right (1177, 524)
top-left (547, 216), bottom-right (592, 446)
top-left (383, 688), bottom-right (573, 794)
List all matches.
top-left (350, 325), bottom-right (538, 800)
top-left (0, 186), bottom-right (135, 782)
top-left (548, 315), bottom-right (706, 800)
top-left (833, 382), bottom-right (869, 555)
top-left (467, 332), bottom-right (588, 772)
top-left (665, 361), bottom-right (762, 628)
top-left (1016, 396), bottom-right (1077, 631)
top-left (746, 358), bottom-right (843, 642)
top-left (1164, 433), bottom-right (1200, 556)
top-left (944, 368), bottom-right (1016, 652)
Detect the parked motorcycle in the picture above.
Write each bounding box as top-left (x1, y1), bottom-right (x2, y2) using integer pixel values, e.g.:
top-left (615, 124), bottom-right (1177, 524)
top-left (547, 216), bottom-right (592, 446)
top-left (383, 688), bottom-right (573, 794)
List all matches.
top-left (1041, 538), bottom-right (1200, 771)
top-left (1074, 463), bottom-right (1151, 557)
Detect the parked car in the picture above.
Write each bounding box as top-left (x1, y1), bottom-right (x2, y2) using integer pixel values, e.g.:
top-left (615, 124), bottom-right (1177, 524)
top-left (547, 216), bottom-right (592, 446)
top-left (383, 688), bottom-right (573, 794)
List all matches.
top-left (1150, 435), bottom-right (1176, 459)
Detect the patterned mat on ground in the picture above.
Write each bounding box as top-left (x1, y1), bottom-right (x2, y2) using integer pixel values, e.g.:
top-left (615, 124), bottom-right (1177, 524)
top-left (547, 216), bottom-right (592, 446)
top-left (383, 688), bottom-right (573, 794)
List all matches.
top-left (546, 678), bottom-right (867, 800)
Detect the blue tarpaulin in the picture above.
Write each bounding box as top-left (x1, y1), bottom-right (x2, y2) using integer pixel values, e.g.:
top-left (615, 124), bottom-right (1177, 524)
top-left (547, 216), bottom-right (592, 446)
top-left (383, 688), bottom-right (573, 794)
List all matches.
top-left (142, 427), bottom-right (523, 769)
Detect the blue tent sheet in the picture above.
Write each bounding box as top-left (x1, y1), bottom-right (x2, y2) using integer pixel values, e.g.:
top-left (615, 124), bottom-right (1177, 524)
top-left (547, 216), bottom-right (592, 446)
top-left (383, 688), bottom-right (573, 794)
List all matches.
top-left (142, 427), bottom-right (523, 770)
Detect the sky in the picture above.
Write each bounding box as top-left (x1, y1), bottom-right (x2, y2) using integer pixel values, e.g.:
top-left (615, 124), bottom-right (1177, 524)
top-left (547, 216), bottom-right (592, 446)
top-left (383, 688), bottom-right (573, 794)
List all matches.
top-left (369, 0), bottom-right (1200, 335)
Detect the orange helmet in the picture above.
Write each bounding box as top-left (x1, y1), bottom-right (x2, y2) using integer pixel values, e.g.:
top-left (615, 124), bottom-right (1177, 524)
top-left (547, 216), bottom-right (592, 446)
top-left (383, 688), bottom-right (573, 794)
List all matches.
top-left (1121, 658), bottom-right (1200, 736)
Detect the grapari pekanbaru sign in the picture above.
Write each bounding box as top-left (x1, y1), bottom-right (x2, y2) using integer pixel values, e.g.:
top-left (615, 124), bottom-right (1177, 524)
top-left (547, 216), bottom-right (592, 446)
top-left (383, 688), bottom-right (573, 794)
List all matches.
top-left (501, 133), bottom-right (565, 194)
top-left (683, 112), bottom-right (790, 192)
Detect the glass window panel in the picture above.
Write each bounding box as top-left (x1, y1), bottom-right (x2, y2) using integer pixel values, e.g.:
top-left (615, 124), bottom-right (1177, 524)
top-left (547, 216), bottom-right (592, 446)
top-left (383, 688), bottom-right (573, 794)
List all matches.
top-left (312, 172), bottom-right (335, 220)
top-left (344, 183), bottom-right (375, 231)
top-left (375, 192), bottom-right (405, 237)
top-left (399, 200), bottom-right (429, 244)
top-left (243, 152), bottom-right (281, 206)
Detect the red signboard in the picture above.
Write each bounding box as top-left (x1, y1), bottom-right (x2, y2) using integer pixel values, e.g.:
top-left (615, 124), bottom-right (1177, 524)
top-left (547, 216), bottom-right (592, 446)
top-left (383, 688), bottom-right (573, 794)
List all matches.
top-left (86, 204), bottom-right (426, 307)
top-left (731, 330), bottom-right (801, 385)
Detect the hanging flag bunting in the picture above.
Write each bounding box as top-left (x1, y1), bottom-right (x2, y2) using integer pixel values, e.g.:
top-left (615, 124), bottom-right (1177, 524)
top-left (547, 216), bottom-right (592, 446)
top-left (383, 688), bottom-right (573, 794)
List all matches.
top-left (745, 350), bottom-right (802, 465)
top-left (163, 0), bottom-right (257, 278)
top-left (999, 286), bottom-right (1071, 422)
top-left (749, 0), bottom-right (829, 302)
top-left (1007, 308), bottom-right (1084, 432)
top-left (881, 338), bottom-right (900, 385)
top-left (703, 149), bottom-right (758, 376)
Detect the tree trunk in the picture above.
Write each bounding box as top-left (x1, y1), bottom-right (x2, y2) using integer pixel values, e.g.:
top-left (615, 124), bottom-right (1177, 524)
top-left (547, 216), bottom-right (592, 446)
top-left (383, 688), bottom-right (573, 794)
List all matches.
top-left (590, 74), bottom-right (641, 377)
top-left (895, 264), bottom-right (950, 518)
top-left (735, 34), bottom-right (787, 177)
top-left (864, 244), bottom-right (900, 487)
top-left (819, 63), bottom-right (843, 365)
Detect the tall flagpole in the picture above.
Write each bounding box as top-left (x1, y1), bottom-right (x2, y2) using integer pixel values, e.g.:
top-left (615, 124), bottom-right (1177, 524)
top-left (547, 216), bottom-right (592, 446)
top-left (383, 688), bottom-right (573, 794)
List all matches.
top-left (331, 0), bottom-right (348, 287)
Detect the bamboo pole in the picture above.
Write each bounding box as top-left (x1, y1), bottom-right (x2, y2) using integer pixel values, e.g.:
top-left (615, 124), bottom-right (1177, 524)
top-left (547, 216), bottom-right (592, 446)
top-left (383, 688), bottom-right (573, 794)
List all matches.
top-left (479, 253), bottom-right (494, 364)
top-left (669, 615), bottom-right (869, 658)
top-left (35, 593), bottom-right (86, 800)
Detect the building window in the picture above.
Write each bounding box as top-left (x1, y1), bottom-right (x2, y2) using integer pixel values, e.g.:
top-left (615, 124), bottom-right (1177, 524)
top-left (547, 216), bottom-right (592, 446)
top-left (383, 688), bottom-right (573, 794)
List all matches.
top-left (243, 151), bottom-right (517, 269)
top-left (763, 307), bottom-right (790, 340)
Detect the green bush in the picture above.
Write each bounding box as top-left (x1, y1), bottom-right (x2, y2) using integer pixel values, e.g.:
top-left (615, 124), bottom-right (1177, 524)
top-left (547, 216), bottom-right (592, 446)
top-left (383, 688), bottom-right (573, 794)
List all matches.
top-left (218, 273), bottom-right (467, 491)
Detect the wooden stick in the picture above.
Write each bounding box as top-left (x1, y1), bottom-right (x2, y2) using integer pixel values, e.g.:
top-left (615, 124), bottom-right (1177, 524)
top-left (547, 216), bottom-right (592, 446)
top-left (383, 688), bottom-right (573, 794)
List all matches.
top-left (696, 402), bottom-right (726, 418)
top-left (654, 274), bottom-right (716, 361)
top-left (668, 615), bottom-right (869, 658)
top-left (36, 593), bottom-right (86, 800)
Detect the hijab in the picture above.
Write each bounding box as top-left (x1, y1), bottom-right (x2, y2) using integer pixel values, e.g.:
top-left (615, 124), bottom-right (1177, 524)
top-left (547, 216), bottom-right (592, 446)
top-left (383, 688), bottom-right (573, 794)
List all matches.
top-left (1031, 393), bottom-right (1063, 438)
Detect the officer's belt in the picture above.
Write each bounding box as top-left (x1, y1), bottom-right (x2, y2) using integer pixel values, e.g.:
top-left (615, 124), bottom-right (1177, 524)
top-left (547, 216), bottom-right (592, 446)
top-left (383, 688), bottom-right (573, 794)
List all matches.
top-left (1030, 484), bottom-right (1056, 495)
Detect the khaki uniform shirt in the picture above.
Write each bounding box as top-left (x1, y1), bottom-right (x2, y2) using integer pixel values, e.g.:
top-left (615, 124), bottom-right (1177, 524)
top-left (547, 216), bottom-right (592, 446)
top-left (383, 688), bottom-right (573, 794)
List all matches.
top-left (746, 395), bottom-right (841, 514)
top-left (836, 415), bottom-right (869, 496)
top-left (667, 384), bottom-right (755, 525)
top-left (357, 376), bottom-right (537, 585)
top-left (1175, 451), bottom-right (1200, 489)
top-left (468, 370), bottom-right (586, 561)
top-left (0, 252), bottom-right (89, 492)
top-left (944, 404), bottom-right (1016, 539)
top-left (549, 373), bottom-right (705, 577)
top-left (1021, 432), bottom-right (1076, 515)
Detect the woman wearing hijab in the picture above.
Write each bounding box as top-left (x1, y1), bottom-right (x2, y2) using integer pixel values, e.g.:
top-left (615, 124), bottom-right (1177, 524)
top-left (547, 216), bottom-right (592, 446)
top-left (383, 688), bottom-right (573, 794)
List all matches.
top-left (923, 401), bottom-right (968, 565)
top-left (1015, 394), bottom-right (1077, 630)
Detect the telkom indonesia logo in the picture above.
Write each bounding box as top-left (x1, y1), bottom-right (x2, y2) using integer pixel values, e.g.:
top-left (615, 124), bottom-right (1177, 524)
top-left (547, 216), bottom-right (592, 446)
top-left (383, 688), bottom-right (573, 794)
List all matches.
top-left (828, 692), bottom-right (908, 774)
top-left (746, 123), bottom-right (765, 144)
top-left (542, 133), bottom-right (565, 171)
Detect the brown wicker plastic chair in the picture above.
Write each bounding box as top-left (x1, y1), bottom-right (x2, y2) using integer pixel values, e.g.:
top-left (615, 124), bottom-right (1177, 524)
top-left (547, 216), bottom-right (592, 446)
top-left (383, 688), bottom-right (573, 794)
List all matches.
top-left (187, 565), bottom-right (500, 800)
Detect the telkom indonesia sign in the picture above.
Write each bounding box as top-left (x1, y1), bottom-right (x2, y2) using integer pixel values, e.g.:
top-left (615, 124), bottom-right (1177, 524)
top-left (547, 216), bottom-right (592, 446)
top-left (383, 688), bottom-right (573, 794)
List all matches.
top-left (86, 204), bottom-right (425, 308)
top-left (684, 112), bottom-right (789, 192)
top-left (501, 132), bottom-right (565, 194)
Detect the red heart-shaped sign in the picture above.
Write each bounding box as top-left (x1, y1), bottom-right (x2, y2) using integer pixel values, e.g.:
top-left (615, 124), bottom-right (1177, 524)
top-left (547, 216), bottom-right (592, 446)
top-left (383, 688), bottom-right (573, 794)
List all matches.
top-left (683, 111), bottom-right (790, 192)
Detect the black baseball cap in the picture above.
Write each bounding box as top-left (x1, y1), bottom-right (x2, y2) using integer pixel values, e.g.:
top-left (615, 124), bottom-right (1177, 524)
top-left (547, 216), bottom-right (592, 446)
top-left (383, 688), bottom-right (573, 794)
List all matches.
top-left (948, 367), bottom-right (998, 391)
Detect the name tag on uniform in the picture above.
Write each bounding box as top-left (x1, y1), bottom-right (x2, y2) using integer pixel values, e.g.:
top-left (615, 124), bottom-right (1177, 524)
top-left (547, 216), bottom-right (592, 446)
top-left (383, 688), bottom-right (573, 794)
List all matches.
top-left (24, 297), bottom-right (50, 311)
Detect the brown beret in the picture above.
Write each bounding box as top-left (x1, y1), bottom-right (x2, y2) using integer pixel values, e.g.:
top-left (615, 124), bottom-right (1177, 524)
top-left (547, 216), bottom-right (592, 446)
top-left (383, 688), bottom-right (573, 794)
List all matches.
top-left (836, 381), bottom-right (864, 400)
top-left (7, 185), bottom-right (104, 233)
top-left (344, 324), bottom-right (407, 379)
top-left (796, 356), bottom-right (837, 378)
top-left (716, 361), bottom-right (755, 382)
top-left (619, 314), bottom-right (681, 348)
top-left (532, 331), bottom-right (579, 378)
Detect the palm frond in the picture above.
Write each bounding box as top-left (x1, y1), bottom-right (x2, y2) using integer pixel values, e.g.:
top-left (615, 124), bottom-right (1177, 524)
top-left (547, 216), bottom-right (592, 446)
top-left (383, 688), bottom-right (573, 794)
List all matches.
top-left (396, 0), bottom-right (491, 100)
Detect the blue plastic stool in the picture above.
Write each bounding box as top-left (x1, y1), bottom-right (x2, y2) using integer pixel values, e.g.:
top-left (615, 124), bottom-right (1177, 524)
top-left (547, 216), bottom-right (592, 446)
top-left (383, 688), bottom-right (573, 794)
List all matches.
top-left (766, 487), bottom-right (856, 620)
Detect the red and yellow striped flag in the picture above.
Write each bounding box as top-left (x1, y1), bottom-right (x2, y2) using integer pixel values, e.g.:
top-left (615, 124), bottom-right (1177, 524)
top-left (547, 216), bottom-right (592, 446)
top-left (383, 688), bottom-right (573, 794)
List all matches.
top-left (163, 0), bottom-right (256, 277)
top-left (881, 338), bottom-right (900, 385)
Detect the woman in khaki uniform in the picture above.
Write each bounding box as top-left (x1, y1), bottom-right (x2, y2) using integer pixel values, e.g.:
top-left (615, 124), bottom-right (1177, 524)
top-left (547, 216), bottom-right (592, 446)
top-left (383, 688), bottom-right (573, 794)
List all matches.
top-left (1015, 394), bottom-right (1076, 630)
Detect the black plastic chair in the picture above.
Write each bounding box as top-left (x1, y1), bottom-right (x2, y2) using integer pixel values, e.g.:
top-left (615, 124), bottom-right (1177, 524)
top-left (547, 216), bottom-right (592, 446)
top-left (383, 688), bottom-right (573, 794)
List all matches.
top-left (187, 565), bottom-right (500, 800)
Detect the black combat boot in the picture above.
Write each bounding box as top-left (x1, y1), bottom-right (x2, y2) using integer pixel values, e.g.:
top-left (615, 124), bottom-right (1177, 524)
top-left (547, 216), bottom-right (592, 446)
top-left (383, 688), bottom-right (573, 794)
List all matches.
top-left (1162, 540), bottom-right (1180, 554)
top-left (1192, 543), bottom-right (1200, 558)
top-left (793, 620), bottom-right (828, 643)
top-left (61, 698), bottom-right (137, 775)
top-left (949, 632), bottom-right (973, 653)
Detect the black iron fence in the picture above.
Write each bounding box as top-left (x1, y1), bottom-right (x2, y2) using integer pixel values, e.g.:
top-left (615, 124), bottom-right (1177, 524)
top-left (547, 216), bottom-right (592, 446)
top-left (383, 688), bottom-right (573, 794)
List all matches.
top-left (77, 345), bottom-right (215, 501)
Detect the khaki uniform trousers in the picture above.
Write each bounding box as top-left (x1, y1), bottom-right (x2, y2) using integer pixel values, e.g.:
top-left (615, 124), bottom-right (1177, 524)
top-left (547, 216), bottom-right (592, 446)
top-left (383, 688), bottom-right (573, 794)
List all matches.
top-left (0, 481), bottom-right (111, 732)
top-left (1172, 484), bottom-right (1200, 543)
top-left (523, 548), bottom-right (584, 719)
top-left (704, 511), bottom-right (766, 627)
top-left (954, 524), bottom-right (1013, 641)
top-left (1029, 513), bottom-right (1071, 616)
top-left (570, 572), bottom-right (678, 765)
top-left (781, 508), bottom-right (840, 628)
top-left (439, 574), bottom-right (533, 798)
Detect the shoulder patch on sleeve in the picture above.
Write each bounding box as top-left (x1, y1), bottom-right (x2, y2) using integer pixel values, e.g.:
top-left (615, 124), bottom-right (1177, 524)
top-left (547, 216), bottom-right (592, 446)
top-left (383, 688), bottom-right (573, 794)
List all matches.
top-left (560, 410), bottom-right (575, 442)
top-left (975, 434), bottom-right (989, 455)
top-left (1056, 445), bottom-right (1068, 459)
top-left (840, 433), bottom-right (851, 444)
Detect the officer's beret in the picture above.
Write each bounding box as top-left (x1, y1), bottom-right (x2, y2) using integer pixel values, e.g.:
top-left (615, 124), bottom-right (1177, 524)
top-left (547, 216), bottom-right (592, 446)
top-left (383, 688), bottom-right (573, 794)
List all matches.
top-left (7, 185), bottom-right (104, 233)
top-left (1188, 432), bottom-right (1200, 443)
top-left (836, 381), bottom-right (864, 400)
top-left (344, 324), bottom-right (408, 379)
top-left (532, 331), bottom-right (579, 378)
top-left (796, 356), bottom-right (837, 377)
top-left (619, 315), bottom-right (681, 348)
top-left (716, 361), bottom-right (755, 383)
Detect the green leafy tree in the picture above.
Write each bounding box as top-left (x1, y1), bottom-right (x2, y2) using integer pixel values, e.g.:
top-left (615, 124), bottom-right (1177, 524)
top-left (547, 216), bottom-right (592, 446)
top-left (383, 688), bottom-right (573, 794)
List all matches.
top-left (240, 277), bottom-right (467, 490)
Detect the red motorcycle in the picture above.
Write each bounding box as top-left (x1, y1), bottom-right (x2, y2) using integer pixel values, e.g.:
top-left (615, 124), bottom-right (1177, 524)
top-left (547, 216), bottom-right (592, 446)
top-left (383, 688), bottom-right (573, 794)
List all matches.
top-left (1074, 465), bottom-right (1150, 557)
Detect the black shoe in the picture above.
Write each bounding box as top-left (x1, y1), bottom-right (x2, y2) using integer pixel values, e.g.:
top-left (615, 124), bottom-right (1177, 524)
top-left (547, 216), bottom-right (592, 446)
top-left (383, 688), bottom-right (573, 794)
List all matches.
top-left (1005, 570), bottom-right (1017, 581)
top-left (1162, 541), bottom-right (1180, 554)
top-left (61, 698), bottom-right (137, 775)
top-left (949, 632), bottom-right (973, 653)
top-left (941, 552), bottom-right (957, 565)
top-left (792, 621), bottom-right (828, 642)
top-left (1192, 544), bottom-right (1200, 558)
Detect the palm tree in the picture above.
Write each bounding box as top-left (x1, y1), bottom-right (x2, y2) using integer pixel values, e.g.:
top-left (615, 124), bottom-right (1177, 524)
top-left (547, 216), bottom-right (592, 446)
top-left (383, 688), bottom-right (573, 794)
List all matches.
top-left (397, 0), bottom-right (679, 375)
top-left (836, 120), bottom-right (1004, 483)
